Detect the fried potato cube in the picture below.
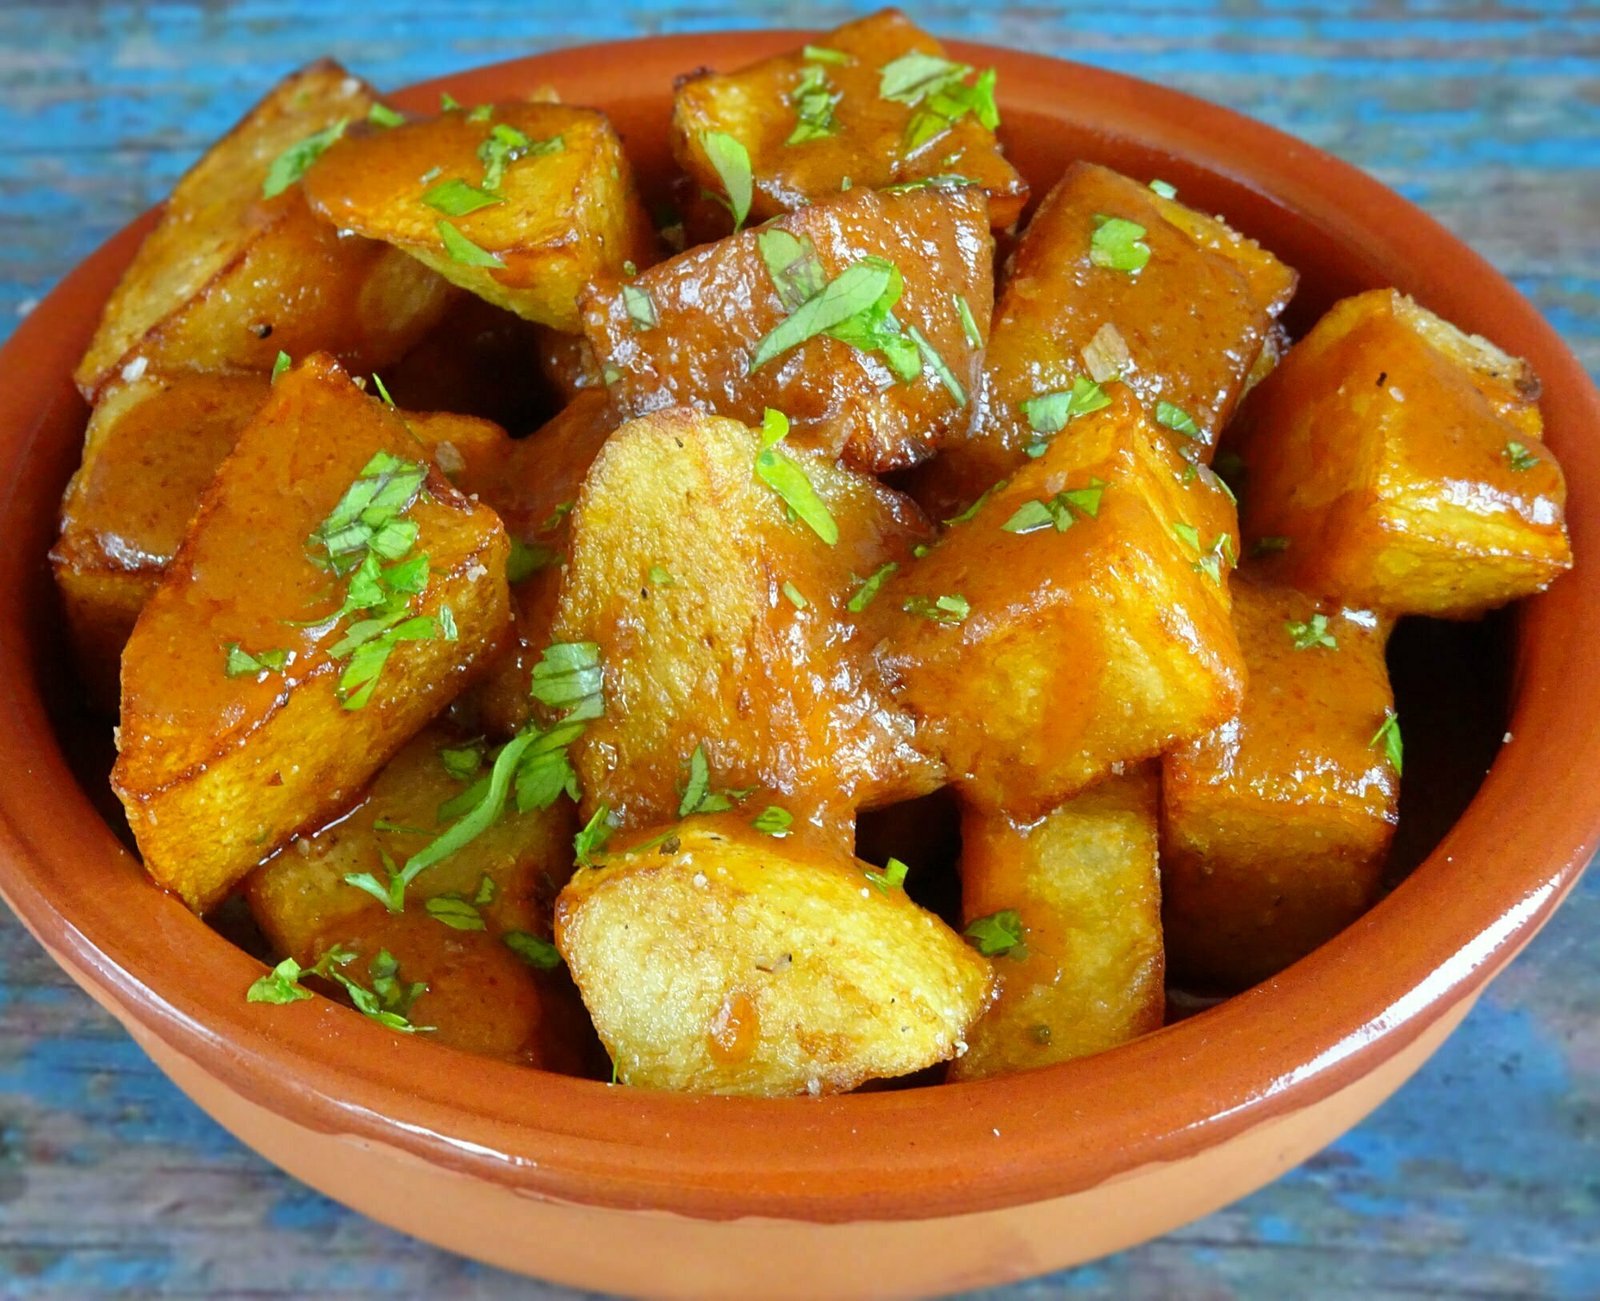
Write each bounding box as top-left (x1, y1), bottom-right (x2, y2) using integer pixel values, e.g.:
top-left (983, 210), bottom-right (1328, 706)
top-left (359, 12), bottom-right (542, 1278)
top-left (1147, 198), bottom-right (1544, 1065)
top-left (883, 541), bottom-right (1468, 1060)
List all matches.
top-left (554, 818), bottom-right (992, 1095)
top-left (922, 162), bottom-right (1295, 514)
top-left (302, 102), bottom-right (657, 331)
top-left (245, 725), bottom-right (592, 1067)
top-left (552, 406), bottom-right (938, 834)
top-left (950, 767), bottom-right (1165, 1080)
top-left (582, 185), bottom-right (994, 473)
top-left (75, 61), bottom-right (454, 399)
top-left (49, 374), bottom-right (509, 708)
top-left (112, 355), bottom-right (511, 912)
top-left (876, 388), bottom-right (1244, 818)
top-left (672, 9), bottom-right (1027, 230)
top-left (1161, 574), bottom-right (1399, 989)
top-left (381, 296), bottom-right (551, 433)
top-left (1232, 289), bottom-right (1571, 618)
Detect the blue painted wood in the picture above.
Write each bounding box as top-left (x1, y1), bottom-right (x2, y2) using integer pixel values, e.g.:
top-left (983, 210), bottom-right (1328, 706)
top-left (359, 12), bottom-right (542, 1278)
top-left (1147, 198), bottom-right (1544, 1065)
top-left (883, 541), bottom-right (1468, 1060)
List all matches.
top-left (0, 2), bottom-right (1596, 1296)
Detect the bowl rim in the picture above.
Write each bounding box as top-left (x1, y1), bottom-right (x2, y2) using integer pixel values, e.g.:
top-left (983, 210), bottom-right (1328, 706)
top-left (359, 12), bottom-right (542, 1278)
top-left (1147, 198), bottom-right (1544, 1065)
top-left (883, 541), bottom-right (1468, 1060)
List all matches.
top-left (1, 28), bottom-right (1596, 1226)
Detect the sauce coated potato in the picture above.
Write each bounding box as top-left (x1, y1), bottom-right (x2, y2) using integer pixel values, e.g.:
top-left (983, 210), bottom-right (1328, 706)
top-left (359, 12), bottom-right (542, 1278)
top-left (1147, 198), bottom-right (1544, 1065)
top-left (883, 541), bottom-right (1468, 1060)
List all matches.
top-left (1231, 289), bottom-right (1571, 618)
top-left (112, 355), bottom-right (510, 911)
top-left (672, 9), bottom-right (1027, 231)
top-left (303, 101), bottom-right (657, 331)
top-left (555, 817), bottom-right (992, 1095)
top-left (247, 725), bottom-right (592, 1068)
top-left (951, 766), bottom-right (1165, 1080)
top-left (1161, 574), bottom-right (1399, 990)
top-left (921, 162), bottom-right (1295, 515)
top-left (552, 406), bottom-right (939, 836)
top-left (877, 388), bottom-right (1244, 818)
top-left (76, 61), bottom-right (453, 399)
top-left (583, 184), bottom-right (994, 473)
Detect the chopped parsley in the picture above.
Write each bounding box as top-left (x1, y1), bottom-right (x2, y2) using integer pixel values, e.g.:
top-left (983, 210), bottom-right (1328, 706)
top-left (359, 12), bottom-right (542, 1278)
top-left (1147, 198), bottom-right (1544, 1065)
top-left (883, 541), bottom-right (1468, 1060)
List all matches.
top-left (781, 580), bottom-right (808, 609)
top-left (424, 894), bottom-right (486, 932)
top-left (367, 103), bottom-right (404, 128)
top-left (621, 283), bottom-right (658, 330)
top-left (700, 129), bottom-right (753, 231)
top-left (262, 119), bottom-right (348, 198)
top-left (753, 409), bottom-right (839, 545)
top-left (503, 930), bottom-right (563, 970)
top-left (1504, 440), bottom-right (1539, 472)
top-left (1089, 215), bottom-right (1151, 273)
top-left (507, 537), bottom-right (559, 582)
top-left (436, 218), bottom-right (505, 268)
top-left (943, 481), bottom-right (1004, 527)
top-left (787, 63), bottom-right (842, 145)
top-left (422, 177), bottom-right (504, 217)
top-left (223, 643), bottom-right (289, 679)
top-left (757, 229), bottom-right (828, 311)
top-left (863, 856), bottom-right (909, 894)
top-left (802, 44), bottom-right (851, 65)
top-left (529, 641), bottom-right (605, 721)
top-left (903, 593), bottom-right (969, 624)
top-left (752, 805), bottom-right (793, 837)
top-left (878, 52), bottom-right (999, 149)
top-left (846, 561), bottom-right (898, 612)
top-left (272, 350), bottom-right (292, 383)
top-left (1148, 178), bottom-right (1178, 199)
top-left (965, 909), bottom-right (1028, 959)
top-left (648, 564), bottom-right (677, 587)
top-left (246, 955), bottom-right (317, 1005)
top-left (1371, 712), bottom-right (1404, 775)
top-left (750, 253), bottom-right (919, 382)
top-left (477, 121), bottom-right (562, 192)
top-left (1156, 400), bottom-right (1202, 440)
top-left (1002, 478), bottom-right (1106, 534)
top-left (1286, 613), bottom-right (1338, 651)
top-left (954, 293), bottom-right (982, 347)
top-left (909, 325), bottom-right (966, 405)
top-left (574, 803), bottom-right (616, 867)
top-left (1020, 376), bottom-right (1112, 456)
top-left (249, 946), bottom-right (430, 1033)
top-left (438, 741), bottom-right (484, 782)
top-left (677, 742), bottom-right (753, 817)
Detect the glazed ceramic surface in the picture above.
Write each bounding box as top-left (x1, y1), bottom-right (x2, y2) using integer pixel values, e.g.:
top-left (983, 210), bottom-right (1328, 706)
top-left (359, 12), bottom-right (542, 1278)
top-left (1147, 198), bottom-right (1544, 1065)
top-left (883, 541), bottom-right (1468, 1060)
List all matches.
top-left (0, 31), bottom-right (1596, 1298)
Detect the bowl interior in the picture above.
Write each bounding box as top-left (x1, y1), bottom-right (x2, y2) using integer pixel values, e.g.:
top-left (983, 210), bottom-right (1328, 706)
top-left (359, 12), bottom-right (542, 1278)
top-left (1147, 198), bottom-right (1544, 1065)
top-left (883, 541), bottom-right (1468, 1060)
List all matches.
top-left (1, 31), bottom-right (1597, 1224)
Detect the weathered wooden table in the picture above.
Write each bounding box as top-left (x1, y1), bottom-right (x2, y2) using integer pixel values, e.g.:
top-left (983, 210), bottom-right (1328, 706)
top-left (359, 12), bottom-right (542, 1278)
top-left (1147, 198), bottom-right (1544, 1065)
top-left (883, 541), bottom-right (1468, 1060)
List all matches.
top-left (1, 2), bottom-right (1596, 1295)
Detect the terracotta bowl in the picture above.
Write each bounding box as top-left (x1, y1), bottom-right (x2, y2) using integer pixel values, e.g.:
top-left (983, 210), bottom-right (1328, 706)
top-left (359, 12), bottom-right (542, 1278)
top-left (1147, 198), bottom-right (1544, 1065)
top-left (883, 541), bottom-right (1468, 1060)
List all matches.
top-left (1, 32), bottom-right (1596, 1300)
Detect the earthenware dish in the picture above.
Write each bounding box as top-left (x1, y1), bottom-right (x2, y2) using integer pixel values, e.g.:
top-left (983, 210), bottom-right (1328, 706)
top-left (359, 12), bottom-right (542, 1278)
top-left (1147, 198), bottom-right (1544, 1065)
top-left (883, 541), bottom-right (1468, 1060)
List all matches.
top-left (0, 32), bottom-right (1596, 1300)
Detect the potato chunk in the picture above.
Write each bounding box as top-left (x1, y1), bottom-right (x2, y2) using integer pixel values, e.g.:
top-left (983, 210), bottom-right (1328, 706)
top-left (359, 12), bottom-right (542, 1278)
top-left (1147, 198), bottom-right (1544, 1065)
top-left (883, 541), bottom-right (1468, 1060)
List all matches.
top-left (75, 61), bottom-right (453, 399)
top-left (50, 374), bottom-right (509, 707)
top-left (950, 767), bottom-right (1164, 1080)
top-left (672, 10), bottom-right (1027, 230)
top-left (245, 725), bottom-right (592, 1068)
top-left (554, 818), bottom-right (992, 1095)
top-left (1231, 289), bottom-right (1571, 618)
top-left (582, 185), bottom-right (994, 473)
top-left (552, 407), bottom-right (938, 834)
top-left (112, 355), bottom-right (510, 912)
top-left (921, 162), bottom-right (1295, 514)
top-left (876, 388), bottom-right (1244, 817)
top-left (302, 102), bottom-right (657, 331)
top-left (1161, 574), bottom-right (1399, 989)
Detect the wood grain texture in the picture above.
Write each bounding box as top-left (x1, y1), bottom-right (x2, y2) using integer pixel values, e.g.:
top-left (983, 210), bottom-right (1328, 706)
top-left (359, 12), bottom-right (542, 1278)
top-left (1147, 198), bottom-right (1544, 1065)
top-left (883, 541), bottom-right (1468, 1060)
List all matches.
top-left (0, 1), bottom-right (1596, 1297)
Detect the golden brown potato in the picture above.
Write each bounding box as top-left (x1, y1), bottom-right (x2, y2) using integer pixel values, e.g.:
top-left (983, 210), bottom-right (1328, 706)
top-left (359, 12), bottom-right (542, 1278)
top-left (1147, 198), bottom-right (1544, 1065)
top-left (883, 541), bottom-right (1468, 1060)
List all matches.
top-left (50, 374), bottom-right (510, 708)
top-left (1161, 573), bottom-right (1399, 990)
top-left (75, 61), bottom-right (453, 399)
top-left (876, 387), bottom-right (1244, 818)
top-left (950, 767), bottom-right (1165, 1080)
top-left (533, 325), bottom-right (603, 405)
top-left (246, 725), bottom-right (592, 1068)
top-left (554, 817), bottom-right (993, 1095)
top-left (302, 101), bottom-right (657, 331)
top-left (551, 407), bottom-right (938, 835)
top-left (381, 295), bottom-right (551, 432)
top-left (582, 185), bottom-right (994, 474)
top-left (919, 162), bottom-right (1296, 515)
top-left (672, 10), bottom-right (1027, 230)
top-left (112, 355), bottom-right (511, 912)
top-left (1231, 289), bottom-right (1571, 618)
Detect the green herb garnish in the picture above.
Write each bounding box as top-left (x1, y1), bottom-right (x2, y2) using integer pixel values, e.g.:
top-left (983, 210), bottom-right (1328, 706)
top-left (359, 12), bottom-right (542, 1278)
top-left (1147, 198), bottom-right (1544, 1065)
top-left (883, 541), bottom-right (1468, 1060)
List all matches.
top-left (753, 409), bottom-right (839, 545)
top-left (367, 103), bottom-right (404, 128)
top-left (424, 895), bottom-right (486, 932)
top-left (965, 909), bottom-right (1028, 959)
top-left (903, 593), bottom-right (969, 624)
top-left (1089, 215), bottom-right (1151, 273)
top-left (787, 63), bottom-right (842, 145)
top-left (863, 856), bottom-right (909, 894)
top-left (574, 803), bottom-right (616, 867)
top-left (422, 177), bottom-right (504, 217)
top-left (1156, 400), bottom-right (1201, 440)
top-left (701, 129), bottom-right (753, 231)
top-left (223, 643), bottom-right (289, 679)
top-left (1371, 712), bottom-right (1404, 775)
top-left (621, 283), bottom-right (658, 330)
top-left (1286, 613), bottom-right (1338, 651)
top-left (262, 119), bottom-right (348, 198)
top-left (1020, 376), bottom-right (1112, 456)
top-left (846, 561), bottom-right (898, 613)
top-left (1504, 440), bottom-right (1539, 472)
top-left (504, 931), bottom-right (563, 970)
top-left (436, 219), bottom-right (505, 268)
top-left (954, 293), bottom-right (982, 348)
top-left (752, 805), bottom-right (793, 837)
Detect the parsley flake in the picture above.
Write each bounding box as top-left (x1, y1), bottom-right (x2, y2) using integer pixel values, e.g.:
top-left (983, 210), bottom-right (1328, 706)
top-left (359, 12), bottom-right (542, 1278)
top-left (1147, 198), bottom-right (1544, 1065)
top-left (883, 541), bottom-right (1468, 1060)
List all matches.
top-left (648, 564), bottom-right (677, 587)
top-left (272, 350), bottom-right (292, 382)
top-left (1504, 440), bottom-right (1539, 472)
top-left (802, 44), bottom-right (851, 65)
top-left (909, 325), bottom-right (966, 405)
top-left (1020, 376), bottom-right (1112, 456)
top-left (438, 741), bottom-right (484, 782)
top-left (846, 561), bottom-right (898, 612)
top-left (436, 218), bottom-right (506, 268)
top-left (1286, 613), bottom-right (1338, 651)
top-left (1371, 712), bottom-right (1404, 775)
top-left (1156, 400), bottom-right (1202, 440)
top-left (750, 255), bottom-right (916, 379)
top-left (965, 909), bottom-right (1028, 959)
top-left (863, 856), bottom-right (909, 894)
top-left (424, 895), bottom-right (486, 932)
top-left (367, 103), bottom-right (404, 129)
top-left (422, 177), bottom-right (505, 217)
top-left (903, 593), bottom-right (969, 624)
top-left (752, 805), bottom-right (793, 837)
top-left (1089, 215), bottom-right (1151, 273)
top-left (507, 537), bottom-right (559, 582)
top-left (223, 642), bottom-right (289, 679)
top-left (787, 63), bottom-right (842, 145)
top-left (621, 283), bottom-right (658, 330)
top-left (753, 409), bottom-right (839, 545)
top-left (878, 52), bottom-right (999, 149)
top-left (504, 931), bottom-right (563, 970)
top-left (530, 641), bottom-right (604, 721)
top-left (700, 129), bottom-right (753, 231)
top-left (782, 580), bottom-right (808, 610)
top-left (1148, 178), bottom-right (1178, 199)
top-left (954, 293), bottom-right (982, 348)
top-left (262, 119), bottom-right (348, 198)
top-left (574, 803), bottom-right (616, 867)
top-left (246, 956), bottom-right (315, 1005)
top-left (1002, 478), bottom-right (1106, 534)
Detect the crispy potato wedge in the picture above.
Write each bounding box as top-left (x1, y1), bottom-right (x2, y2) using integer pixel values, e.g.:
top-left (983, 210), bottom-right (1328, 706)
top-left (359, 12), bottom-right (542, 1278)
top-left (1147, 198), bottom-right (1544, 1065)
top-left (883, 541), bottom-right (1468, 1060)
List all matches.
top-left (112, 355), bottom-right (511, 912)
top-left (50, 374), bottom-right (510, 707)
top-left (246, 725), bottom-right (592, 1067)
top-left (876, 388), bottom-right (1244, 817)
top-left (555, 817), bottom-right (992, 1095)
top-left (950, 766), bottom-right (1165, 1080)
top-left (1161, 574), bottom-right (1399, 989)
top-left (582, 185), bottom-right (993, 473)
top-left (75, 61), bottom-right (453, 399)
top-left (302, 102), bottom-right (657, 331)
top-left (919, 162), bottom-right (1295, 515)
top-left (1231, 289), bottom-right (1571, 617)
top-left (552, 407), bottom-right (938, 834)
top-left (672, 10), bottom-right (1027, 230)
